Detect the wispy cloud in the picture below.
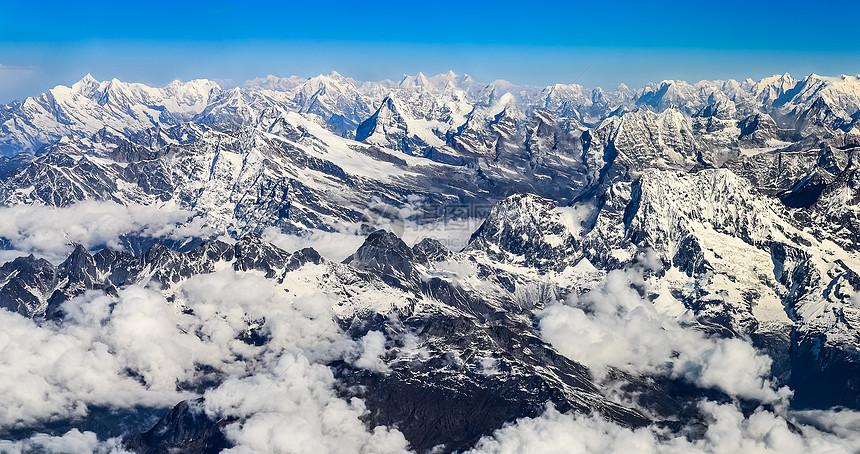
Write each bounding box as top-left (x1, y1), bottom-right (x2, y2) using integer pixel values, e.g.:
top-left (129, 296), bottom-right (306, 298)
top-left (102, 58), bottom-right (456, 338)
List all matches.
top-left (0, 63), bottom-right (36, 72)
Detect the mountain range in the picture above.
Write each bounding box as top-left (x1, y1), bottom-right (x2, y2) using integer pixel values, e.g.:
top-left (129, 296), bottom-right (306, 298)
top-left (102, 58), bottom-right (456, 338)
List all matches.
top-left (0, 71), bottom-right (858, 453)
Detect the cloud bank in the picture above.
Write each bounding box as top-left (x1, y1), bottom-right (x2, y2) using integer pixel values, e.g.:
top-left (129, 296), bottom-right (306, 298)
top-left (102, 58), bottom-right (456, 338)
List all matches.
top-left (0, 430), bottom-right (128, 454)
top-left (0, 201), bottom-right (213, 263)
top-left (468, 402), bottom-right (860, 454)
top-left (539, 261), bottom-right (787, 402)
top-left (0, 268), bottom-right (409, 452)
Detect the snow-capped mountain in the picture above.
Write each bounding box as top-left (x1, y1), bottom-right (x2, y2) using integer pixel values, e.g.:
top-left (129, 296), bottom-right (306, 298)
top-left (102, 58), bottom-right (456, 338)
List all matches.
top-left (0, 75), bottom-right (220, 155)
top-left (0, 71), bottom-right (859, 453)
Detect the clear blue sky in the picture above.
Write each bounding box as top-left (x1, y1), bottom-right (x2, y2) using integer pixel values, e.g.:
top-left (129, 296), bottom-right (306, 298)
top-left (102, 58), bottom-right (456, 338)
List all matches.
top-left (1, 0), bottom-right (859, 103)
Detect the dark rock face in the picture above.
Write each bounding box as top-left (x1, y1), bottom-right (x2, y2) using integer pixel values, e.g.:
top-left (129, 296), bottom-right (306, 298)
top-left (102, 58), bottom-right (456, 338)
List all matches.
top-left (45, 244), bottom-right (108, 319)
top-left (233, 233), bottom-right (291, 278)
top-left (0, 255), bottom-right (60, 316)
top-left (789, 339), bottom-right (860, 410)
top-left (345, 230), bottom-right (417, 286)
top-left (411, 238), bottom-right (450, 265)
top-left (124, 400), bottom-right (230, 454)
top-left (738, 113), bottom-right (782, 145)
top-left (802, 148), bottom-right (860, 253)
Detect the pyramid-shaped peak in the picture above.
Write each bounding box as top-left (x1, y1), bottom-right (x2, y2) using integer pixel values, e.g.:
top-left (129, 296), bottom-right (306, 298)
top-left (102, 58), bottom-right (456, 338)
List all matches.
top-left (310, 72), bottom-right (342, 82)
top-left (304, 72), bottom-right (355, 92)
top-left (80, 73), bottom-right (98, 84)
top-left (326, 70), bottom-right (352, 82)
top-left (763, 73), bottom-right (796, 84)
top-left (379, 95), bottom-right (406, 114)
top-left (70, 73), bottom-right (101, 93)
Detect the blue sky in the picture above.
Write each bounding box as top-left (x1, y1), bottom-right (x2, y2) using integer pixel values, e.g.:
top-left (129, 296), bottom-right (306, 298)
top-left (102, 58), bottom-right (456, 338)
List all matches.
top-left (1, 0), bottom-right (859, 103)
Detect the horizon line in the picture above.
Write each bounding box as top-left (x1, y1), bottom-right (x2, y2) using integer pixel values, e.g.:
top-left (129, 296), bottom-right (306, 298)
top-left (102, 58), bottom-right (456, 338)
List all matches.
top-left (6, 69), bottom-right (860, 105)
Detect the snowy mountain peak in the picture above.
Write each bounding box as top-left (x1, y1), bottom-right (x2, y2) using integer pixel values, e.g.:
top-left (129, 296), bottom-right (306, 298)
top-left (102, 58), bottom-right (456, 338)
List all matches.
top-left (760, 72), bottom-right (796, 85)
top-left (490, 92), bottom-right (518, 117)
top-left (487, 79), bottom-right (516, 90)
top-left (398, 72), bottom-right (431, 89)
top-left (467, 193), bottom-right (582, 271)
top-left (242, 74), bottom-right (307, 91)
top-left (306, 72), bottom-right (350, 89)
top-left (754, 73), bottom-right (798, 103)
top-left (70, 73), bottom-right (100, 94)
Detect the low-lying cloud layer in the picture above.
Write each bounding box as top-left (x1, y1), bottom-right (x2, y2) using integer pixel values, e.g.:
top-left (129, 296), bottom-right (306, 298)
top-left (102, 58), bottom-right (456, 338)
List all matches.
top-left (0, 201), bottom-right (212, 263)
top-left (0, 198), bottom-right (484, 267)
top-left (0, 430), bottom-right (127, 454)
top-left (468, 403), bottom-right (860, 454)
top-left (0, 269), bottom-right (409, 452)
top-left (539, 261), bottom-right (787, 402)
top-left (203, 357), bottom-right (408, 454)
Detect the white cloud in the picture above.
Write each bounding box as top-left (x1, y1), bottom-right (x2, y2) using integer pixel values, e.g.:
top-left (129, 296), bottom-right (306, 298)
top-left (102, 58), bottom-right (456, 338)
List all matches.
top-left (555, 203), bottom-right (593, 238)
top-left (850, 292), bottom-right (860, 310)
top-left (0, 234), bottom-right (856, 453)
top-left (0, 201), bottom-right (212, 263)
top-left (352, 331), bottom-right (391, 373)
top-left (0, 268), bottom-right (408, 452)
top-left (538, 262), bottom-right (786, 402)
top-left (676, 338), bottom-right (789, 403)
top-left (259, 213), bottom-right (483, 265)
top-left (468, 403), bottom-right (860, 454)
top-left (423, 259), bottom-right (478, 282)
top-left (0, 293), bottom-right (189, 427)
top-left (793, 407), bottom-right (860, 445)
top-left (0, 429), bottom-right (128, 454)
top-left (400, 216), bottom-right (484, 252)
top-left (203, 356), bottom-right (409, 454)
top-left (261, 227), bottom-right (366, 262)
top-left (105, 286), bottom-right (226, 390)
